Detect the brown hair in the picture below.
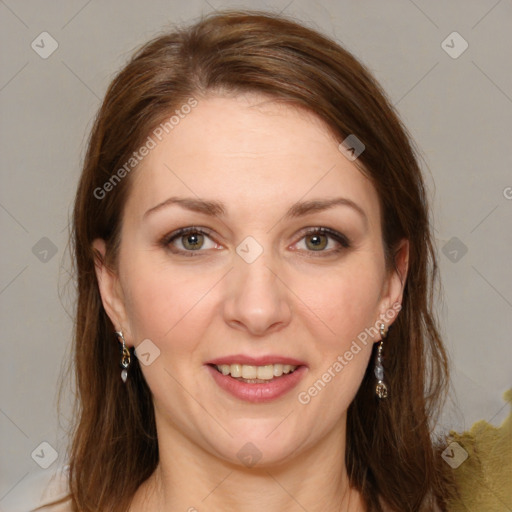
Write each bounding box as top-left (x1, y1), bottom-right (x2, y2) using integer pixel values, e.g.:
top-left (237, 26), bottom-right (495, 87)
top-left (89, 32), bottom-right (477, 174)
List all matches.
top-left (56, 9), bottom-right (454, 511)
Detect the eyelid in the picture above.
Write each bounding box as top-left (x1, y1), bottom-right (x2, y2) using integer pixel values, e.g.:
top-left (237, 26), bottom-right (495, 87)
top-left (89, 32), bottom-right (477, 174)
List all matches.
top-left (160, 226), bottom-right (219, 252)
top-left (292, 227), bottom-right (351, 253)
top-left (161, 226), bottom-right (351, 256)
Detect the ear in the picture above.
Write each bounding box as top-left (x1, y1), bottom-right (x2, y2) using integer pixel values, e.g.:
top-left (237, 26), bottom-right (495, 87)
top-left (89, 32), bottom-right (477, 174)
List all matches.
top-left (92, 238), bottom-right (131, 344)
top-left (378, 238), bottom-right (409, 327)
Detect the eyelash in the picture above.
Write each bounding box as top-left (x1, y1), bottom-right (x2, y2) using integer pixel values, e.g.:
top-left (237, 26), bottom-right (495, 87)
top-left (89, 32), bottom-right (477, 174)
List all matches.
top-left (160, 226), bottom-right (351, 258)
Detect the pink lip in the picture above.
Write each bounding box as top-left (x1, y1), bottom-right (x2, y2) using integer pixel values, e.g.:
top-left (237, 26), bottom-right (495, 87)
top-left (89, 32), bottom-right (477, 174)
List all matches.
top-left (205, 364), bottom-right (308, 403)
top-left (205, 354), bottom-right (307, 367)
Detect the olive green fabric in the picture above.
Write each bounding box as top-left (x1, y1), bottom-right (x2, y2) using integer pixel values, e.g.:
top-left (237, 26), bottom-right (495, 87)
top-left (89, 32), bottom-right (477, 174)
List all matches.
top-left (447, 389), bottom-right (512, 512)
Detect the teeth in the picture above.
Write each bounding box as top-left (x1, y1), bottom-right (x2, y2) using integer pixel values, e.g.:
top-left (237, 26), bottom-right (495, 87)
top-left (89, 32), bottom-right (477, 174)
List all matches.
top-left (242, 365), bottom-right (257, 379)
top-left (216, 363), bottom-right (298, 380)
top-left (257, 365), bottom-right (274, 380)
top-left (230, 364), bottom-right (242, 378)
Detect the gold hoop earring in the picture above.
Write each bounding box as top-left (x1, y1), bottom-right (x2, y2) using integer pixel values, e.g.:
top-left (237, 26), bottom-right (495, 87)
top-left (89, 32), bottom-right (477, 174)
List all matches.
top-left (115, 331), bottom-right (131, 383)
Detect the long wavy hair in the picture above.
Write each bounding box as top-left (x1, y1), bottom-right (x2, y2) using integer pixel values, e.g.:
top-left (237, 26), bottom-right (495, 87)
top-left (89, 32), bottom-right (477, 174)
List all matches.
top-left (51, 9), bottom-right (454, 511)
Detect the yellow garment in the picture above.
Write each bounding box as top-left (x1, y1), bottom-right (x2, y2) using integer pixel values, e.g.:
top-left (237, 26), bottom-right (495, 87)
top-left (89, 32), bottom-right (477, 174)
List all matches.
top-left (447, 388), bottom-right (512, 512)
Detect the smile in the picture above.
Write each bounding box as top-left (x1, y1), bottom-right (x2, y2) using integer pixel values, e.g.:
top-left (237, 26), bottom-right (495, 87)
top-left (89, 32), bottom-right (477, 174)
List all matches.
top-left (206, 363), bottom-right (307, 402)
top-left (214, 363), bottom-right (298, 382)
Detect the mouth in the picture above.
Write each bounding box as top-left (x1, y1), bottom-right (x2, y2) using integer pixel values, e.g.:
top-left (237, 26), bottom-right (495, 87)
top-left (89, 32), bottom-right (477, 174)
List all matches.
top-left (210, 363), bottom-right (300, 383)
top-left (205, 359), bottom-right (307, 403)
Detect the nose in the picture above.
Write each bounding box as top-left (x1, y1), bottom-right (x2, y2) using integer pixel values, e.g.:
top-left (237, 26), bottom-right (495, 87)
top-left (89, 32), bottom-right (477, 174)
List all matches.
top-left (223, 247), bottom-right (292, 337)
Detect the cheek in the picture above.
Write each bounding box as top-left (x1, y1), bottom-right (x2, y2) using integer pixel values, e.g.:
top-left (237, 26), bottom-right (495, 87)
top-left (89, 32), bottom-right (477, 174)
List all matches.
top-left (290, 258), bottom-right (383, 408)
top-left (120, 256), bottom-right (210, 342)
top-left (121, 249), bottom-right (385, 353)
top-left (293, 260), bottom-right (384, 348)
top-left (294, 266), bottom-right (380, 417)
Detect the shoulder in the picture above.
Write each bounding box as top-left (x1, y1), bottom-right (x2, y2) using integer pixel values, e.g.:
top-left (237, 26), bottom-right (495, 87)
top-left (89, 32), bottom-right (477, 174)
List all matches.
top-left (1, 465), bottom-right (72, 512)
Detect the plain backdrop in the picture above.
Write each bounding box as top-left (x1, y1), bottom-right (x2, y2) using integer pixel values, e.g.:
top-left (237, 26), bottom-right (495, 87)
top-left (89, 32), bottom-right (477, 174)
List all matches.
top-left (1, 0), bottom-right (511, 500)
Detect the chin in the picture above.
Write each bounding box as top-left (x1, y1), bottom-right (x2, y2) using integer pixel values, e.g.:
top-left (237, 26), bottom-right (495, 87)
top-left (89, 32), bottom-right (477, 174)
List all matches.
top-left (210, 425), bottom-right (307, 469)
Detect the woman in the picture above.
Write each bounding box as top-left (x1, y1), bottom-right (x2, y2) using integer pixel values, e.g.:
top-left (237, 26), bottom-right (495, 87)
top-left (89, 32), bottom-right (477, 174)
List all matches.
top-left (35, 8), bottom-right (454, 512)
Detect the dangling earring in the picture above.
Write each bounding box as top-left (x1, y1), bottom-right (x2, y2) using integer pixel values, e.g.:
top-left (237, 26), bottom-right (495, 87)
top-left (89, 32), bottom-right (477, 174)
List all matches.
top-left (375, 323), bottom-right (388, 399)
top-left (115, 331), bottom-right (131, 383)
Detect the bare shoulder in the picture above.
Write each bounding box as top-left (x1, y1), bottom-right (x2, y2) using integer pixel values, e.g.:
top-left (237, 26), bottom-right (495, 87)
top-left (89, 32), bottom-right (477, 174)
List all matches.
top-left (1, 465), bottom-right (73, 512)
top-left (37, 464), bottom-right (73, 511)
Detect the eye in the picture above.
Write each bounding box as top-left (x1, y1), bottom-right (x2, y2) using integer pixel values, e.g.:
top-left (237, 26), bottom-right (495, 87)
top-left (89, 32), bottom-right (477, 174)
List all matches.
top-left (160, 226), bottom-right (350, 257)
top-left (161, 227), bottom-right (220, 256)
top-left (294, 227), bottom-right (350, 255)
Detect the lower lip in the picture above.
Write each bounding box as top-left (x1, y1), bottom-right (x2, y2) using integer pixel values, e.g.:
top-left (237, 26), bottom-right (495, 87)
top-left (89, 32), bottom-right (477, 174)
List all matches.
top-left (206, 365), bottom-right (307, 403)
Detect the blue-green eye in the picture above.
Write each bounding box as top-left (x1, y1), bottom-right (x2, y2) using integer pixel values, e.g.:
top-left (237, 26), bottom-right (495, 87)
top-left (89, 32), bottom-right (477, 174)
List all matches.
top-left (161, 226), bottom-right (350, 257)
top-left (295, 227), bottom-right (350, 254)
top-left (177, 231), bottom-right (206, 251)
top-left (162, 227), bottom-right (219, 256)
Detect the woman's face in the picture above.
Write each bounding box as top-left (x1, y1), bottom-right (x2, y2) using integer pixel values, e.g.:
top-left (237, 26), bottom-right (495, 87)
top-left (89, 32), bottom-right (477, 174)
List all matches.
top-left (94, 93), bottom-right (407, 467)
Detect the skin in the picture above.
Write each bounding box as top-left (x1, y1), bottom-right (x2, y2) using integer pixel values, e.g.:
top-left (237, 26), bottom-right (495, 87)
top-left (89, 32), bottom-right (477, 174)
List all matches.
top-left (93, 92), bottom-right (408, 512)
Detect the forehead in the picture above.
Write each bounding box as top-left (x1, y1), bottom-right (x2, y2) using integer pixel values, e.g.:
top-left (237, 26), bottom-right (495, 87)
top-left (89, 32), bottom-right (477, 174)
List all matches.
top-left (124, 93), bottom-right (379, 224)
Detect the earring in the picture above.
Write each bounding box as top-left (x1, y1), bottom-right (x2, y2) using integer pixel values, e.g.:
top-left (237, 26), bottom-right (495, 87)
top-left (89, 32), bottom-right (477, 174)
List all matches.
top-left (375, 323), bottom-right (388, 399)
top-left (115, 331), bottom-right (131, 383)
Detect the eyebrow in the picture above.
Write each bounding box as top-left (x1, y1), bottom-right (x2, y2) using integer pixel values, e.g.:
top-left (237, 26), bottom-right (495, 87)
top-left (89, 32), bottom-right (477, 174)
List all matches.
top-left (143, 196), bottom-right (367, 224)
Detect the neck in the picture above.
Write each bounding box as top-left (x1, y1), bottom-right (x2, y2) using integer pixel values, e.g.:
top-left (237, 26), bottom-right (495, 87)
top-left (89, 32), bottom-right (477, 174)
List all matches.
top-left (130, 415), bottom-right (366, 512)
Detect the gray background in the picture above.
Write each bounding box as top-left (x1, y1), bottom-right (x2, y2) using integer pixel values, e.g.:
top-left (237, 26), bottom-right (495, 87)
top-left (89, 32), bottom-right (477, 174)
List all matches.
top-left (1, 0), bottom-right (511, 502)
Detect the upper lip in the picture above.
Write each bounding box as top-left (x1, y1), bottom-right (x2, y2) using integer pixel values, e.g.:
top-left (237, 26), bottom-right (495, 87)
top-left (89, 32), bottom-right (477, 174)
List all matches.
top-left (206, 354), bottom-right (307, 367)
